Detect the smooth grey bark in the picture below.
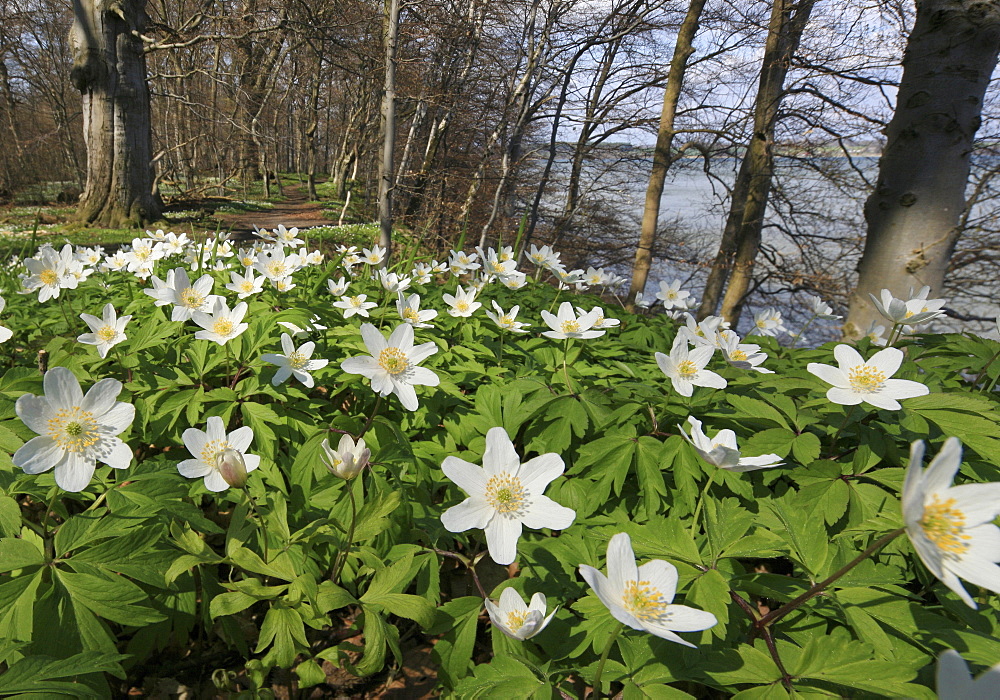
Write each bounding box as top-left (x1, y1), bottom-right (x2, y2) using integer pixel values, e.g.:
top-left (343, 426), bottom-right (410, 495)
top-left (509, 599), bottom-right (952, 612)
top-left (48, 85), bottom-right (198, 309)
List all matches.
top-left (378, 0), bottom-right (401, 261)
top-left (697, 0), bottom-right (815, 324)
top-left (70, 0), bottom-right (161, 227)
top-left (844, 0), bottom-right (1000, 338)
top-left (627, 0), bottom-right (706, 307)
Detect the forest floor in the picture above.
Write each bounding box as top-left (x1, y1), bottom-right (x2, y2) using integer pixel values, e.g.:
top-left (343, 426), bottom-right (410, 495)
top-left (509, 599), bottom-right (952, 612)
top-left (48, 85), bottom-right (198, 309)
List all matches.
top-left (211, 183), bottom-right (334, 236)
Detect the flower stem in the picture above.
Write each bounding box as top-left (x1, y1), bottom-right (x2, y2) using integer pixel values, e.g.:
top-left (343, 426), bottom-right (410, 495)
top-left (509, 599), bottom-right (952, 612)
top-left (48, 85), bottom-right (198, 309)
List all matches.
top-left (973, 345), bottom-right (1000, 390)
top-left (791, 316), bottom-right (816, 349)
top-left (244, 488), bottom-right (269, 565)
top-left (562, 339), bottom-right (576, 395)
top-left (357, 395), bottom-right (383, 442)
top-left (752, 528), bottom-right (905, 636)
top-left (592, 622), bottom-right (624, 699)
top-left (39, 486), bottom-right (60, 540)
top-left (689, 472), bottom-right (717, 536)
top-left (332, 482), bottom-right (358, 583)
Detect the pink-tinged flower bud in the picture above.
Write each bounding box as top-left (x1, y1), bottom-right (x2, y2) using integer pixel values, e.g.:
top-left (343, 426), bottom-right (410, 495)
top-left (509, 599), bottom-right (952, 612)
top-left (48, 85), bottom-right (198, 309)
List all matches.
top-left (216, 447), bottom-right (248, 488)
top-left (322, 435), bottom-right (369, 480)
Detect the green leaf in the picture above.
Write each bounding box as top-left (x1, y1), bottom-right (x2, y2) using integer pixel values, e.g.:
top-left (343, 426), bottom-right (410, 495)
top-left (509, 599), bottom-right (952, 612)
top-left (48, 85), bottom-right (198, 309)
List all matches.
top-left (742, 428), bottom-right (797, 459)
top-left (54, 569), bottom-right (164, 626)
top-left (295, 658), bottom-right (328, 689)
top-left (256, 605), bottom-right (308, 669)
top-left (727, 394), bottom-right (790, 429)
top-left (0, 495), bottom-right (20, 537)
top-left (0, 537), bottom-right (45, 572)
top-left (0, 651), bottom-right (127, 696)
top-left (452, 656), bottom-right (546, 698)
top-left (791, 431), bottom-right (821, 464)
top-left (364, 592), bottom-right (435, 628)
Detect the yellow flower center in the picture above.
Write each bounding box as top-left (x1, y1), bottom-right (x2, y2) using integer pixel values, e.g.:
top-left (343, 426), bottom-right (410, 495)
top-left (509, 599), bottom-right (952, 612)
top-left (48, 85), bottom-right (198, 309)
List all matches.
top-left (180, 287), bottom-right (205, 309)
top-left (134, 248), bottom-right (150, 261)
top-left (730, 349), bottom-right (748, 361)
top-left (288, 351), bottom-right (309, 370)
top-left (848, 365), bottom-right (886, 393)
top-left (756, 319), bottom-right (767, 329)
top-left (506, 610), bottom-right (529, 631)
top-left (199, 439), bottom-right (231, 467)
top-left (677, 360), bottom-right (698, 379)
top-left (560, 319), bottom-right (580, 334)
top-left (484, 473), bottom-right (528, 515)
top-left (97, 325), bottom-right (118, 343)
top-left (40, 269), bottom-right (59, 285)
top-left (920, 495), bottom-right (971, 555)
top-left (500, 315), bottom-right (514, 326)
top-left (378, 347), bottom-right (409, 375)
top-left (623, 580), bottom-right (669, 623)
top-left (456, 301), bottom-right (470, 312)
top-left (213, 319), bottom-right (234, 337)
top-left (47, 407), bottom-right (100, 453)
top-left (241, 256), bottom-right (254, 266)
top-left (402, 307), bottom-right (420, 322)
top-left (239, 281), bottom-right (255, 293)
top-left (595, 315), bottom-right (605, 325)
top-left (266, 261), bottom-right (287, 278)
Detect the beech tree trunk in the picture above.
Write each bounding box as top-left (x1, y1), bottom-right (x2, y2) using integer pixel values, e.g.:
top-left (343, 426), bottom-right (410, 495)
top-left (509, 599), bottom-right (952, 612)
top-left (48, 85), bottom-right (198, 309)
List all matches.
top-left (627, 0), bottom-right (706, 307)
top-left (378, 0), bottom-right (401, 262)
top-left (697, 0), bottom-right (815, 324)
top-left (70, 0), bottom-right (160, 227)
top-left (844, 0), bottom-right (1000, 338)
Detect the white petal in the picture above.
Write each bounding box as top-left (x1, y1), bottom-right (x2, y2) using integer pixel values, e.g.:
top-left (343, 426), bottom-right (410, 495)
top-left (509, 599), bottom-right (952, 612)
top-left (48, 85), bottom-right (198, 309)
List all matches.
top-left (521, 495), bottom-right (575, 530)
top-left (607, 533), bottom-right (638, 597)
top-left (693, 370), bottom-right (727, 390)
top-left (827, 387), bottom-right (864, 406)
top-left (393, 382), bottom-right (419, 411)
top-left (660, 604), bottom-right (717, 632)
top-left (440, 498), bottom-right (493, 532)
top-left (949, 485), bottom-right (1000, 525)
top-left (205, 416), bottom-right (226, 443)
top-left (833, 344), bottom-right (865, 372)
top-left (441, 456), bottom-right (488, 495)
top-left (485, 516), bottom-right (522, 565)
top-left (924, 437), bottom-right (963, 495)
top-left (407, 366), bottom-right (439, 387)
top-left (359, 323), bottom-right (387, 356)
top-left (181, 427), bottom-right (208, 459)
top-left (55, 451), bottom-right (95, 492)
top-left (228, 426), bottom-right (254, 453)
top-left (280, 334), bottom-right (295, 356)
top-left (203, 470), bottom-right (230, 492)
top-left (408, 341), bottom-right (438, 365)
top-left (483, 427), bottom-right (519, 476)
top-left (638, 559), bottom-right (679, 602)
top-left (342, 356), bottom-right (380, 377)
top-left (387, 323), bottom-right (414, 351)
top-left (866, 347), bottom-right (903, 376)
top-left (44, 367), bottom-right (84, 409)
top-left (81, 378), bottom-right (124, 418)
top-left (100, 438), bottom-right (133, 469)
top-left (580, 564), bottom-right (644, 630)
top-left (881, 378), bottom-right (929, 401)
top-left (862, 393), bottom-right (902, 411)
top-left (16, 395), bottom-right (54, 435)
top-left (518, 453), bottom-right (565, 493)
top-left (807, 362), bottom-right (848, 387)
top-left (13, 436), bottom-right (61, 474)
top-left (99, 402), bottom-right (135, 434)
top-left (499, 587), bottom-right (528, 614)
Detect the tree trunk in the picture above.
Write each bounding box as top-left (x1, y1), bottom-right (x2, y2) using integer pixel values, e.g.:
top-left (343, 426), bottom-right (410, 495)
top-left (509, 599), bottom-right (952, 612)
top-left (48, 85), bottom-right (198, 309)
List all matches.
top-left (627, 0), bottom-right (706, 308)
top-left (844, 0), bottom-right (1000, 338)
top-left (697, 0), bottom-right (815, 323)
top-left (70, 0), bottom-right (161, 227)
top-left (378, 0), bottom-right (401, 262)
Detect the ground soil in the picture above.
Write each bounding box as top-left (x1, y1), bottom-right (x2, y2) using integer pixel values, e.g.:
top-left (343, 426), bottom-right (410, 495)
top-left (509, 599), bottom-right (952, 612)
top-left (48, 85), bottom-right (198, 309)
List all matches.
top-left (211, 184), bottom-right (333, 236)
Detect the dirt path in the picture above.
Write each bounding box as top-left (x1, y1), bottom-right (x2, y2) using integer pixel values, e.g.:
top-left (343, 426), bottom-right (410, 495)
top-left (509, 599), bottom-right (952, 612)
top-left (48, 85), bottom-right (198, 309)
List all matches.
top-left (213, 183), bottom-right (333, 236)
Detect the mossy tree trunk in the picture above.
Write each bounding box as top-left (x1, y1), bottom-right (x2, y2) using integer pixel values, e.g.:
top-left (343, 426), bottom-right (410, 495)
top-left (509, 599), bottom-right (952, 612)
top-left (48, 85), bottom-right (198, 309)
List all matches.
top-left (70, 0), bottom-right (160, 228)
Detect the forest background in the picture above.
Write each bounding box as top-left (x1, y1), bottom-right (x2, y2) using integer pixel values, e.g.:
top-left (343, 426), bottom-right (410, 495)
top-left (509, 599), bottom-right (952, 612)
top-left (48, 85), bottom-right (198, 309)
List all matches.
top-left (1, 0), bottom-right (999, 337)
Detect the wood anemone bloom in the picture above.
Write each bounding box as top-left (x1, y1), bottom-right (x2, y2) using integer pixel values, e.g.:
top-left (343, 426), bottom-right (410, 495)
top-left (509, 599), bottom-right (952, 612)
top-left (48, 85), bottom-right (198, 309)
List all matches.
top-left (440, 426), bottom-right (575, 566)
top-left (484, 588), bottom-right (556, 641)
top-left (579, 533), bottom-right (717, 646)
top-left (14, 367), bottom-right (135, 492)
top-left (902, 438), bottom-right (1000, 609)
top-left (340, 323), bottom-right (439, 411)
top-left (806, 345), bottom-right (928, 410)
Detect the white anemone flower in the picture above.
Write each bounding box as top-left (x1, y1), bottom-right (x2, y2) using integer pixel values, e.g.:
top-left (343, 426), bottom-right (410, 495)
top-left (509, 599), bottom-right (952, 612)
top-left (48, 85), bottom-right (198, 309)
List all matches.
top-left (327, 276), bottom-right (349, 296)
top-left (145, 267), bottom-right (219, 322)
top-left (870, 288), bottom-right (943, 326)
top-left (13, 367), bottom-right (135, 492)
top-left (902, 438), bottom-right (1000, 609)
top-left (378, 269), bottom-right (411, 294)
top-left (576, 306), bottom-right (620, 330)
top-left (261, 333), bottom-right (329, 388)
top-left (579, 533), bottom-right (718, 646)
top-left (440, 426), bottom-right (575, 565)
top-left (656, 280), bottom-right (691, 310)
top-left (751, 308), bottom-right (787, 337)
top-left (78, 303), bottom-right (131, 358)
top-left (178, 415), bottom-right (260, 492)
top-left (397, 293), bottom-right (437, 328)
top-left (936, 650), bottom-right (1000, 700)
top-left (443, 285), bottom-right (482, 317)
top-left (718, 331), bottom-right (773, 373)
top-left (806, 345), bottom-right (928, 410)
top-left (806, 294), bottom-right (841, 320)
top-left (361, 245), bottom-right (386, 265)
top-left (226, 268), bottom-right (265, 299)
top-left (655, 339), bottom-right (727, 397)
top-left (448, 250), bottom-right (481, 275)
top-left (334, 294), bottom-right (377, 319)
top-left (341, 323), bottom-right (439, 411)
top-left (192, 298), bottom-right (249, 345)
top-left (676, 313), bottom-right (727, 348)
top-left (321, 434), bottom-right (370, 480)
top-left (500, 271), bottom-right (528, 289)
top-left (486, 301), bottom-right (529, 333)
top-left (679, 416), bottom-right (782, 472)
top-left (484, 588), bottom-right (556, 641)
top-left (0, 296), bottom-right (13, 343)
top-left (540, 302), bottom-right (604, 340)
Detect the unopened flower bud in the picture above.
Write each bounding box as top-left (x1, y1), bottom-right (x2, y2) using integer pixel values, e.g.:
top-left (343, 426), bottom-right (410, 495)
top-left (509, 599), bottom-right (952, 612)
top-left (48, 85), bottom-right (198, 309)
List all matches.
top-left (216, 447), bottom-right (248, 488)
top-left (322, 435), bottom-right (370, 480)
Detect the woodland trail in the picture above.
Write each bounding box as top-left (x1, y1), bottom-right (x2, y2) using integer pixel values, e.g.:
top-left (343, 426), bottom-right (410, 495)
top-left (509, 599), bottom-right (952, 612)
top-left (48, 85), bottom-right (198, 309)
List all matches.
top-left (213, 183), bottom-right (332, 236)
